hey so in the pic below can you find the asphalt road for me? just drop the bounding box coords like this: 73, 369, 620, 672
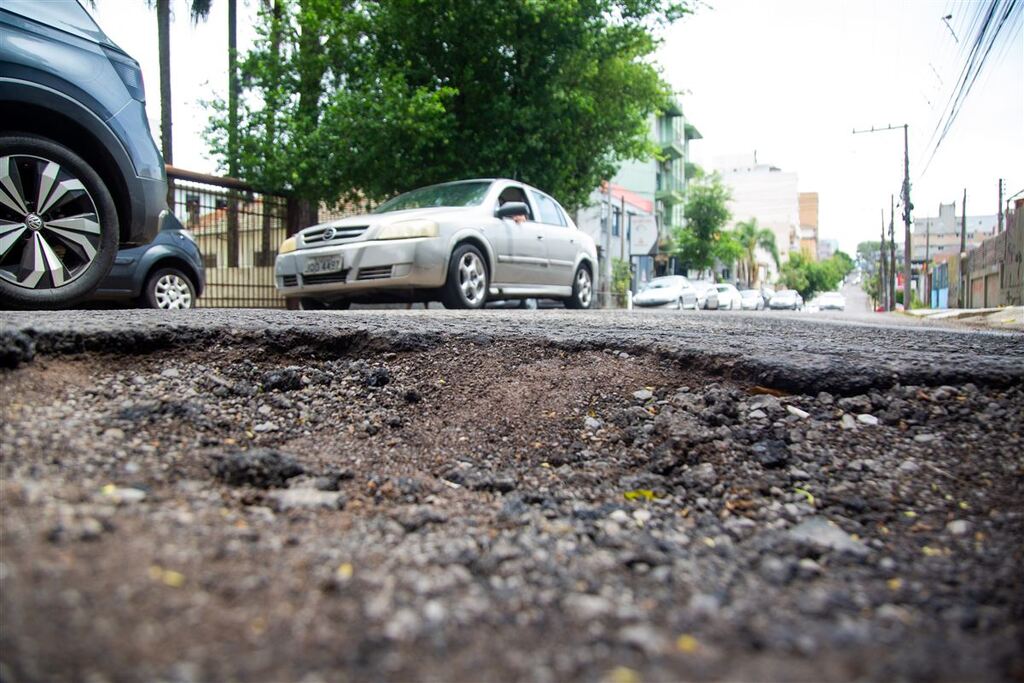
2, 305, 1022, 394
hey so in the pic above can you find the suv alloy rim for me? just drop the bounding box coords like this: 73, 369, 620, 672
0, 155, 101, 290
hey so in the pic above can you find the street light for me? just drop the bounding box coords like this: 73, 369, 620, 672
942, 14, 959, 43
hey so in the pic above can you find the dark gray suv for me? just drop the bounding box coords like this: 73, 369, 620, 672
0, 0, 170, 309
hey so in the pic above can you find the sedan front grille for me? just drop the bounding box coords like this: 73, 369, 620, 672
302, 269, 350, 285
303, 225, 369, 244
357, 266, 393, 280
281, 274, 298, 287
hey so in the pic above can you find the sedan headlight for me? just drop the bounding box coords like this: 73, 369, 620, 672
376, 220, 439, 240
279, 236, 297, 254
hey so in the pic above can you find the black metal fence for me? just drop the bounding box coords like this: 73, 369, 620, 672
167, 167, 371, 308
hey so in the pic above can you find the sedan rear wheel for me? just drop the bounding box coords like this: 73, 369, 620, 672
0, 135, 118, 309
565, 265, 593, 309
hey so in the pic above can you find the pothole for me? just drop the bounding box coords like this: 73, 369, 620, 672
2, 342, 1022, 682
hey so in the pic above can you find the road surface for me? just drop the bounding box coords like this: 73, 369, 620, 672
1, 309, 1021, 682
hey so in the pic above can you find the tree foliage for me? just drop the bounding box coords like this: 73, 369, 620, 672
779, 251, 854, 300
205, 0, 688, 208
670, 173, 731, 274
856, 240, 882, 265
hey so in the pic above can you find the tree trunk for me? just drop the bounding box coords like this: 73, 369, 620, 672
157, 0, 172, 207
258, 0, 283, 265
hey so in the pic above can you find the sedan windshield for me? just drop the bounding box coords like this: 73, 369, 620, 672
373, 181, 492, 214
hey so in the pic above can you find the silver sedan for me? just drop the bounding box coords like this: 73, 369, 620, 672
275, 179, 597, 309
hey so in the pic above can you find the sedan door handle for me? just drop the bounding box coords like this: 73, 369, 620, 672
536, 235, 544, 240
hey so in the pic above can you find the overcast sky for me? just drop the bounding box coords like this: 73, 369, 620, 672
89, 0, 1023, 256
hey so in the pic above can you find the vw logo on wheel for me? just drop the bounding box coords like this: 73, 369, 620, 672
322, 227, 337, 241
26, 213, 44, 231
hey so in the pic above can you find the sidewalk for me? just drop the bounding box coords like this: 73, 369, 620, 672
900, 306, 1024, 332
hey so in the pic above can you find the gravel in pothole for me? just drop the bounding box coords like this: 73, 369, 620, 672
1, 342, 1022, 682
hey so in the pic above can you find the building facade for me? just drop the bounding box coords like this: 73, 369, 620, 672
798, 192, 819, 261
912, 202, 997, 263
716, 154, 800, 283
577, 97, 701, 296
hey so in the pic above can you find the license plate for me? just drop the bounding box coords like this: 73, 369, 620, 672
303, 254, 343, 275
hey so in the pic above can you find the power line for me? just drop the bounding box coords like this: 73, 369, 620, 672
920, 0, 1023, 175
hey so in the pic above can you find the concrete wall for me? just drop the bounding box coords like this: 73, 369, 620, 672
961, 202, 1023, 308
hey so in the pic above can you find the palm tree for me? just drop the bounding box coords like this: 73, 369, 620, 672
151, 0, 213, 168
734, 218, 780, 287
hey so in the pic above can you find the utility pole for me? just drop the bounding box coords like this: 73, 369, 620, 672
879, 209, 887, 311
620, 196, 627, 261
960, 188, 967, 308
901, 125, 912, 310
889, 194, 896, 310
603, 182, 612, 308
998, 178, 1004, 233
852, 123, 913, 308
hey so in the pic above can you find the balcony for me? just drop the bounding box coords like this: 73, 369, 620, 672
660, 138, 685, 159
656, 188, 685, 205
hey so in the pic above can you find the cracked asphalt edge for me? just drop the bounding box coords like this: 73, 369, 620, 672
1, 310, 1022, 395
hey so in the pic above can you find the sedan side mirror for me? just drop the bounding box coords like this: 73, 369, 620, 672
496, 202, 530, 220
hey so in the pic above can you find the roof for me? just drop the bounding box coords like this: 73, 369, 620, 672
608, 184, 655, 214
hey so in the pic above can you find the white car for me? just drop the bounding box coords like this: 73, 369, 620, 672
818, 291, 847, 311
739, 289, 765, 310
769, 289, 803, 310
714, 283, 743, 310
633, 276, 699, 310
275, 179, 598, 309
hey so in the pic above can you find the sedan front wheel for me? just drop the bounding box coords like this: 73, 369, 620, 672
443, 244, 488, 309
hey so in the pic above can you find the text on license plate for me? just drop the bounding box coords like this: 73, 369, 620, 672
303, 255, 343, 275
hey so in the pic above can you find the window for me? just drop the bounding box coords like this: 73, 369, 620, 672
496, 186, 534, 220
529, 190, 565, 226
612, 208, 621, 237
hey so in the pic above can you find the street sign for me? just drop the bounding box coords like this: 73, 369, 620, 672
630, 214, 657, 255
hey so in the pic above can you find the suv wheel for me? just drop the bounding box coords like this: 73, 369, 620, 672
144, 267, 196, 309
0, 135, 118, 309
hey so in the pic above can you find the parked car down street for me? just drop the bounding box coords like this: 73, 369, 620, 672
817, 291, 847, 311
1, 0, 170, 309
769, 288, 803, 310
632, 275, 698, 310
690, 280, 720, 310
714, 283, 743, 310
739, 288, 766, 310
275, 179, 597, 310
88, 219, 204, 309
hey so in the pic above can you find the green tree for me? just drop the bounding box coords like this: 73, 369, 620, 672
611, 258, 632, 303
671, 173, 731, 276
207, 0, 689, 210
713, 230, 744, 280
856, 240, 881, 265
733, 218, 779, 287
779, 252, 852, 300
